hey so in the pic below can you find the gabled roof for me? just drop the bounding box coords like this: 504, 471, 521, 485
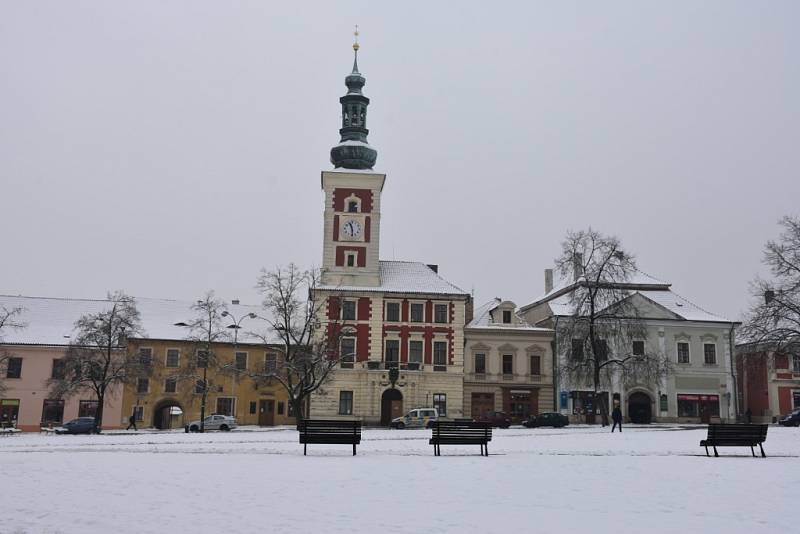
0, 294, 272, 346
317, 261, 469, 297
467, 298, 552, 332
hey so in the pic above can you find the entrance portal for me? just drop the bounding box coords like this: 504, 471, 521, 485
259, 399, 275, 426
381, 388, 403, 426
153, 400, 184, 430
628, 392, 652, 424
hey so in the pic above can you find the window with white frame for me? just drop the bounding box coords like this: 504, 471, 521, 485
703, 343, 717, 365
474, 353, 486, 374
433, 393, 447, 417
410, 303, 424, 323
409, 340, 423, 368
346, 252, 357, 268
386, 302, 400, 322
265, 353, 277, 373
339, 391, 354, 415
530, 354, 541, 376
216, 397, 235, 417
136, 378, 149, 394
502, 354, 514, 375
677, 342, 690, 364
133, 405, 144, 422
502, 310, 512, 324
793, 354, 800, 374
164, 378, 177, 393
342, 300, 356, 321
434, 304, 448, 323
165, 349, 180, 368
340, 338, 356, 368
235, 352, 248, 371
138, 347, 153, 366
385, 340, 400, 368
433, 341, 447, 371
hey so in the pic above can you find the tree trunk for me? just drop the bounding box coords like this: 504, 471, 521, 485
291, 397, 305, 427
94, 392, 104, 433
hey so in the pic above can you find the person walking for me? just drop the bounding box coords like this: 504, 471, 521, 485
611, 405, 623, 433
127, 413, 137, 431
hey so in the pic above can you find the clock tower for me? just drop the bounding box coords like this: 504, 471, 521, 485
321, 36, 384, 287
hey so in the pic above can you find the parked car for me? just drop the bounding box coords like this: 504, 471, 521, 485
778, 409, 800, 427
523, 412, 569, 428
54, 417, 97, 434
475, 411, 511, 428
185, 414, 237, 432
391, 408, 438, 429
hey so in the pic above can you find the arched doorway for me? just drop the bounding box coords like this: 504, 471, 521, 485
153, 400, 184, 430
628, 392, 652, 424
381, 389, 403, 426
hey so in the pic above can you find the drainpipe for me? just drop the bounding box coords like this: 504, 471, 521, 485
552, 316, 560, 412
728, 323, 739, 422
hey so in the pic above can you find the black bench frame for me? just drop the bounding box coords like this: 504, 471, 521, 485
298, 419, 361, 456
700, 423, 768, 458
429, 421, 492, 456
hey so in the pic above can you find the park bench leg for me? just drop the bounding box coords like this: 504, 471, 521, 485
485, 443, 489, 456
750, 446, 756, 457
759, 443, 766, 458
353, 443, 356, 456
713, 446, 719, 458
304, 443, 307, 456
704, 445, 709, 457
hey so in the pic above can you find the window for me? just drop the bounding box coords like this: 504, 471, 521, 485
410, 303, 424, 323
347, 200, 359, 213
385, 340, 400, 368
6, 357, 21, 379
164, 378, 177, 393
136, 378, 149, 394
632, 341, 645, 356
571, 339, 584, 361
530, 355, 541, 376
277, 402, 285, 415
660, 394, 668, 412
433, 341, 447, 371
342, 300, 356, 321
339, 391, 354, 415
386, 302, 400, 322
340, 338, 356, 368
195, 379, 206, 394
51, 359, 65, 379
433, 393, 447, 417
434, 304, 448, 323
249, 401, 257, 415
197, 350, 209, 368
475, 353, 486, 374
235, 352, 248, 371
704, 343, 717, 365
502, 310, 512, 324
792, 355, 800, 374
41, 399, 64, 424
502, 354, 514, 375
265, 353, 277, 373
138, 347, 153, 366
166, 349, 179, 368
78, 400, 98, 418
216, 398, 235, 416
346, 253, 356, 267
595, 340, 608, 361
677, 342, 690, 364
409, 341, 423, 368
133, 405, 144, 422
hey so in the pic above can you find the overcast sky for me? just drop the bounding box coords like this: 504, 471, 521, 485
1, 1, 798, 321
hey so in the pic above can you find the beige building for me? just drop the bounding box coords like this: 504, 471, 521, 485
464, 299, 555, 424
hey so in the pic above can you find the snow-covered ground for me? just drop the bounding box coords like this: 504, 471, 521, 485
1, 424, 797, 534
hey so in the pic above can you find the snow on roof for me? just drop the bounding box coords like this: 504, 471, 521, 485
467, 298, 552, 332
0, 294, 274, 346
317, 261, 469, 296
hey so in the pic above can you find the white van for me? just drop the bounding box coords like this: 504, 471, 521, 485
391, 408, 439, 429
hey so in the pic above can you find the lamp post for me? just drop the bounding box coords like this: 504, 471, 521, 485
221, 310, 257, 420
174, 321, 209, 433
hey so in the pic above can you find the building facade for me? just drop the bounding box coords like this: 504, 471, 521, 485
464, 299, 555, 424
520, 271, 738, 424
736, 342, 800, 423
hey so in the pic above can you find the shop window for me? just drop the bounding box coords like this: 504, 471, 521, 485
51, 359, 65, 379
338, 391, 353, 415
6, 357, 22, 379
235, 352, 248, 371
78, 400, 99, 418
434, 304, 448, 323
475, 353, 486, 374
703, 344, 717, 365
410, 303, 424, 323
385, 340, 400, 369
249, 401, 257, 415
138, 347, 153, 366
502, 354, 514, 376
164, 378, 177, 393
632, 340, 645, 356
340, 338, 356, 368
530, 355, 541, 376
0, 399, 20, 427
409, 341, 423, 369
677, 342, 690, 364
433, 393, 447, 417
41, 399, 65, 425
136, 378, 149, 394
342, 300, 356, 321
386, 302, 400, 322
433, 342, 447, 371
166, 349, 180, 368
216, 398, 235, 416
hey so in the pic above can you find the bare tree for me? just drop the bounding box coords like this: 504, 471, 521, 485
555, 229, 672, 425
171, 291, 231, 432
246, 264, 341, 425
742, 216, 800, 355
0, 305, 26, 396
48, 292, 144, 432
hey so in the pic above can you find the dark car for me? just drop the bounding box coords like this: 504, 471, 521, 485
778, 409, 800, 427
523, 412, 569, 428
55, 417, 97, 434
475, 411, 511, 428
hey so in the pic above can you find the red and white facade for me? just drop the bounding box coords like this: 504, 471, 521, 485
736, 344, 800, 422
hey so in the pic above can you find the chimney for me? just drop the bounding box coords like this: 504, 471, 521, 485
427, 264, 439, 274
572, 253, 584, 281
464, 295, 474, 324
544, 269, 554, 294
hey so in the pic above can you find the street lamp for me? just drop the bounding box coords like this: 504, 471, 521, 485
174, 321, 209, 433
221, 311, 257, 420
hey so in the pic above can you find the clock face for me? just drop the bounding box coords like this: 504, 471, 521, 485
342, 219, 362, 239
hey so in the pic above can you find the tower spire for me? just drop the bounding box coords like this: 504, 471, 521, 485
352, 25, 360, 74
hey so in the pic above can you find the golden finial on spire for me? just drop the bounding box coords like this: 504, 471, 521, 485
353, 24, 360, 52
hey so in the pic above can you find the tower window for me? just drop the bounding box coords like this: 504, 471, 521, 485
346, 253, 356, 267
348, 201, 359, 213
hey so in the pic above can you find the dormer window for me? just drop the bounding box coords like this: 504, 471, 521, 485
502, 310, 512, 324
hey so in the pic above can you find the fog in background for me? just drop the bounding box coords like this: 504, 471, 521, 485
2, 1, 798, 321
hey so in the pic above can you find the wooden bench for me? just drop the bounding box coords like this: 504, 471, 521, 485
298, 419, 361, 456
430, 421, 492, 456
700, 423, 768, 457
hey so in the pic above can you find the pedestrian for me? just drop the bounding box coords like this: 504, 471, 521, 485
745, 407, 752, 424
611, 405, 622, 433
127, 413, 137, 431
